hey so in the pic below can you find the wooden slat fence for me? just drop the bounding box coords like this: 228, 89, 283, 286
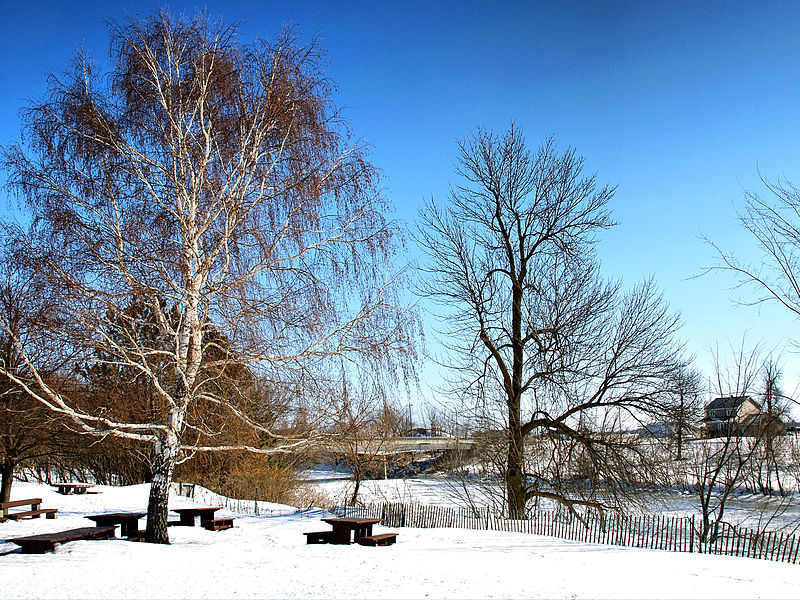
169, 482, 301, 517
331, 502, 800, 565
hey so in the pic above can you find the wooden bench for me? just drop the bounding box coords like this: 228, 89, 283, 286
304, 530, 334, 544
0, 498, 58, 522
7, 526, 115, 554
126, 529, 147, 542
357, 533, 398, 546
202, 517, 234, 531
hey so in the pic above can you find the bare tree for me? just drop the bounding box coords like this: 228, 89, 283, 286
661, 366, 705, 460
0, 12, 415, 543
691, 344, 775, 544
746, 359, 793, 495
0, 234, 69, 502
417, 125, 683, 519
691, 433, 753, 545
329, 373, 402, 505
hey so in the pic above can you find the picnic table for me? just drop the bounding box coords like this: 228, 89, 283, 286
172, 506, 223, 527
321, 517, 382, 545
53, 482, 95, 495
85, 512, 147, 538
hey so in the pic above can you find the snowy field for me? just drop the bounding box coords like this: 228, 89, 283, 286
1, 481, 799, 599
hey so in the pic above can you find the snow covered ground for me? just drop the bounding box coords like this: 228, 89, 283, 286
2, 481, 799, 599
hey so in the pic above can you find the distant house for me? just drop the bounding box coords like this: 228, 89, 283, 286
738, 413, 786, 438
701, 396, 762, 438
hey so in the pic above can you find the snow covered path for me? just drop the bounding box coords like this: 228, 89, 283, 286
1, 482, 798, 599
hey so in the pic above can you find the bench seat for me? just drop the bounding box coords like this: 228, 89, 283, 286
6, 508, 58, 520
304, 530, 333, 544
7, 526, 116, 554
0, 498, 42, 510
357, 533, 398, 546
202, 518, 234, 531
0, 498, 58, 522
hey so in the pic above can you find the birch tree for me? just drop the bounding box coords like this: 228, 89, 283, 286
1, 11, 415, 543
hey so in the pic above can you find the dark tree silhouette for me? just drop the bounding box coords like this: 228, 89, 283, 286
417, 125, 682, 519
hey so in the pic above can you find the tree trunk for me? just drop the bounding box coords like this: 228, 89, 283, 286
349, 471, 362, 506
506, 273, 527, 520
506, 403, 526, 519
0, 459, 15, 504
145, 424, 180, 544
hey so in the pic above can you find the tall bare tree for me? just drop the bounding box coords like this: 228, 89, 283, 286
1, 12, 415, 543
417, 125, 682, 518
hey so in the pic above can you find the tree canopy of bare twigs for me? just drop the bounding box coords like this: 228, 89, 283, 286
659, 366, 705, 460
416, 124, 683, 519
0, 233, 72, 503
705, 174, 800, 332
326, 369, 407, 505
0, 11, 416, 543
692, 344, 790, 543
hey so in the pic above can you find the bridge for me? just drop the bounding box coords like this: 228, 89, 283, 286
325, 436, 476, 456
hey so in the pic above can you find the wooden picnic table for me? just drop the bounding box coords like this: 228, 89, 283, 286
85, 512, 147, 538
172, 506, 223, 526
321, 517, 381, 545
54, 482, 95, 495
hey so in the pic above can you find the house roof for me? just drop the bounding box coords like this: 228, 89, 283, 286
706, 395, 761, 411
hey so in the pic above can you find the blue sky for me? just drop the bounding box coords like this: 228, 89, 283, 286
2, 1, 800, 405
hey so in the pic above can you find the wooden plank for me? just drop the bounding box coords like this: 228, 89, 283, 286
789, 535, 800, 564
782, 533, 793, 563
6, 508, 58, 520
8, 526, 115, 554
0, 498, 42, 510
733, 525, 743, 558
669, 517, 675, 552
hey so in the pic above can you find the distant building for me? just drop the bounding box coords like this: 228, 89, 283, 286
738, 413, 786, 438
632, 421, 677, 439
701, 395, 762, 437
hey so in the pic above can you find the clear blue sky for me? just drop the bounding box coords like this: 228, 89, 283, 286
3, 1, 800, 405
